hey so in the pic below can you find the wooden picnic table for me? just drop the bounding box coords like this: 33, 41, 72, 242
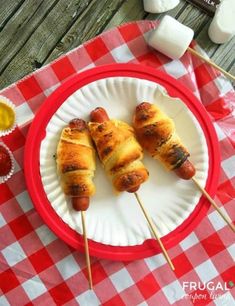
0, 0, 234, 90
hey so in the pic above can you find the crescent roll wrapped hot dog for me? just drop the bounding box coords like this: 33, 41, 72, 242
88, 107, 149, 193
56, 118, 96, 211
133, 102, 196, 180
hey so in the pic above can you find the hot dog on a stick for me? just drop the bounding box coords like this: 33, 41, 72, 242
56, 118, 95, 288
88, 107, 175, 270
133, 102, 235, 232
88, 107, 149, 193
56, 118, 95, 210
133, 102, 195, 180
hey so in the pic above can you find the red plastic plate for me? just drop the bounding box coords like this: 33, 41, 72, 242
24, 63, 220, 261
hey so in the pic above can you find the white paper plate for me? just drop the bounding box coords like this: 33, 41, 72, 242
40, 77, 208, 246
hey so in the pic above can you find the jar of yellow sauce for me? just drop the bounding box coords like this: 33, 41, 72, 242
0, 96, 16, 136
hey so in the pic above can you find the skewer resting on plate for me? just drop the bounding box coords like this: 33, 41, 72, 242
81, 210, 93, 289
133, 102, 235, 233
192, 177, 235, 232
88, 107, 175, 271
134, 192, 175, 270
56, 118, 95, 289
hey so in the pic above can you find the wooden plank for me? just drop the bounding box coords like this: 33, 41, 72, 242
212, 39, 235, 75
146, 0, 187, 21
0, 0, 25, 30
0, 0, 93, 88
105, 0, 146, 29
195, 21, 235, 75
174, 3, 209, 34
0, 0, 234, 89
105, 0, 187, 30
0, 0, 59, 73
44, 0, 126, 64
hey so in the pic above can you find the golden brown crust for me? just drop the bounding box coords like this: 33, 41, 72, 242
110, 149, 142, 173
60, 171, 95, 197
133, 102, 189, 170
56, 123, 96, 197
88, 119, 148, 192
113, 168, 148, 192
88, 120, 133, 163
57, 140, 94, 173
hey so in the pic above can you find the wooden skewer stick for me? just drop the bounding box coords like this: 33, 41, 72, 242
187, 47, 235, 82
134, 192, 175, 271
81, 211, 93, 289
192, 177, 235, 233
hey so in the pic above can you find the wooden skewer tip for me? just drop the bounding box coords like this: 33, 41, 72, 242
134, 193, 175, 271
192, 177, 235, 233
81, 211, 93, 289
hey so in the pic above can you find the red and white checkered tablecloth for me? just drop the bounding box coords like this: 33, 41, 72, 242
0, 20, 235, 306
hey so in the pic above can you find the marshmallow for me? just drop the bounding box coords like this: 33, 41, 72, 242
143, 0, 180, 13
148, 15, 194, 60
208, 0, 235, 44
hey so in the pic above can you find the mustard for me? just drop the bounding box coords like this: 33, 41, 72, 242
0, 102, 15, 130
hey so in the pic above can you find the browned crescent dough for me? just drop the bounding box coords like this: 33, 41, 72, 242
133, 102, 190, 170
88, 119, 149, 192
56, 124, 96, 197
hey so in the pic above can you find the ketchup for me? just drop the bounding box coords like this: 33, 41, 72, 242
0, 145, 12, 176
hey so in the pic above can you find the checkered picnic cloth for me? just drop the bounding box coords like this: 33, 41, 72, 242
0, 20, 234, 306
